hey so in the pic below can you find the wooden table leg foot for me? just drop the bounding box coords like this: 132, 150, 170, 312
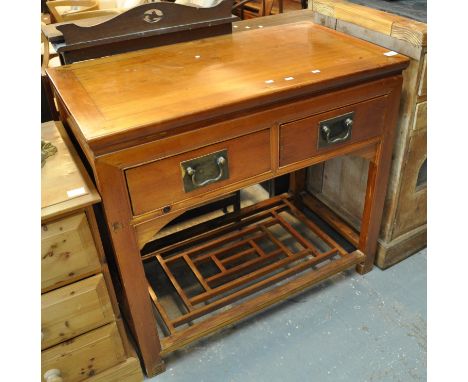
145, 359, 166, 377
355, 261, 373, 275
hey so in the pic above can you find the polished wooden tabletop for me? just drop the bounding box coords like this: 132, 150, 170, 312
46, 21, 408, 152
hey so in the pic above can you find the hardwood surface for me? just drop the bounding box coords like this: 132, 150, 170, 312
126, 129, 271, 216
280, 94, 387, 166
46, 21, 407, 152
47, 20, 408, 375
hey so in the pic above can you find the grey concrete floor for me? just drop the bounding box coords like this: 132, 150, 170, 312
147, 248, 426, 382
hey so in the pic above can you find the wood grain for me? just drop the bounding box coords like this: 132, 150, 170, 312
86, 357, 143, 382
47, 21, 408, 152
41, 121, 100, 221
41, 322, 126, 382
280, 94, 388, 166
41, 274, 114, 349
126, 129, 271, 216
311, 0, 426, 47
41, 212, 101, 292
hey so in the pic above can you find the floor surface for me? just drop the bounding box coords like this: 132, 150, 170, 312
147, 248, 427, 382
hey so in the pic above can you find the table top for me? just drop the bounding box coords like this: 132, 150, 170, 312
41, 121, 100, 221
46, 21, 408, 153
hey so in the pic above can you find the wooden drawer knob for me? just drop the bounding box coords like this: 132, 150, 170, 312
44, 369, 63, 382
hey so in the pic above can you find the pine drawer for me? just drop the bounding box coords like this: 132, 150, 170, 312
41, 274, 114, 350
41, 213, 101, 292
41, 322, 126, 382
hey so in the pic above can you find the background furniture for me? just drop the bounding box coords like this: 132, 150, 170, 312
46, 0, 143, 22
306, 0, 427, 268
41, 121, 143, 382
46, 20, 408, 375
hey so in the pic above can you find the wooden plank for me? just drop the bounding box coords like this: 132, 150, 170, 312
183, 254, 212, 291
160, 250, 365, 354
417, 53, 427, 99
412, 101, 427, 133
156, 254, 194, 311
283, 198, 348, 255
148, 284, 175, 335
204, 248, 284, 288
311, 0, 426, 47
301, 193, 360, 247
335, 19, 423, 61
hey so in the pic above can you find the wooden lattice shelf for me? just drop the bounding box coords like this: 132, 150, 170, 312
143, 194, 364, 354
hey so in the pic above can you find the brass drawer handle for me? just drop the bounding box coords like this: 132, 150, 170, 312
186, 156, 226, 188
181, 149, 230, 193
318, 112, 354, 148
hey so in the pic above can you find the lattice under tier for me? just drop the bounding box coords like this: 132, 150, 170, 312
142, 194, 364, 353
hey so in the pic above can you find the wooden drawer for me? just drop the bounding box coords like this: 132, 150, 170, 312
41, 274, 114, 349
279, 95, 388, 167
42, 213, 101, 291
42, 322, 126, 382
87, 357, 143, 382
126, 129, 271, 216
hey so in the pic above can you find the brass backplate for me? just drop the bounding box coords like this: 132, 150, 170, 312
181, 149, 229, 192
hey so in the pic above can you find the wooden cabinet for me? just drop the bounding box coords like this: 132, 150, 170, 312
46, 21, 408, 376
307, 1, 427, 268
41, 121, 143, 382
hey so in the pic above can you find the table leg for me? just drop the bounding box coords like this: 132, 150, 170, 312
356, 80, 403, 274
95, 161, 164, 377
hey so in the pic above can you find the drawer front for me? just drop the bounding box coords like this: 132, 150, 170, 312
279, 95, 388, 167
42, 213, 101, 291
41, 274, 114, 349
42, 322, 126, 382
126, 129, 271, 216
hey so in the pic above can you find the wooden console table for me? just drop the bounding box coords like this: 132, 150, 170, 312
46, 21, 409, 376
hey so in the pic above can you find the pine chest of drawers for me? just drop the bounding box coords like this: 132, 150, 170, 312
41, 121, 143, 382
46, 21, 409, 376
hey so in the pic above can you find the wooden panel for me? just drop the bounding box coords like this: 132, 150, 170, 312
87, 357, 143, 382
418, 54, 427, 99
412, 101, 427, 133
41, 213, 101, 291
41, 121, 100, 221
311, 0, 427, 47
279, 95, 387, 167
41, 322, 126, 382
126, 130, 271, 216
41, 274, 114, 349
46, 22, 408, 153
392, 129, 426, 237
